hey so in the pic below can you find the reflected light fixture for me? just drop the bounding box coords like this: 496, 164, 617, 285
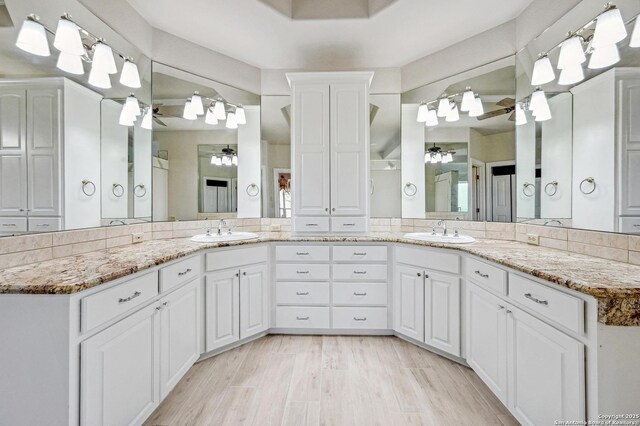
92, 41, 117, 75
425, 109, 438, 127
140, 107, 152, 130
630, 16, 640, 48
88, 66, 111, 89
213, 100, 226, 120
424, 143, 455, 164
592, 6, 627, 47
235, 105, 247, 124
460, 88, 475, 112
183, 99, 197, 120
191, 92, 204, 115
588, 42, 620, 69
445, 102, 459, 122
16, 16, 50, 57
437, 98, 450, 117
120, 59, 141, 88
417, 103, 428, 122
557, 35, 586, 69
468, 96, 484, 118
558, 63, 585, 85
56, 51, 84, 75
531, 55, 555, 85
226, 111, 238, 129
53, 15, 84, 55
205, 107, 219, 125
515, 103, 527, 126
118, 95, 139, 127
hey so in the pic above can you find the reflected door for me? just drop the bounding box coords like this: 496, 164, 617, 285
492, 174, 513, 222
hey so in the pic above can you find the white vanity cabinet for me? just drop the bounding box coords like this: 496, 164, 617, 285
287, 72, 373, 235
205, 246, 269, 352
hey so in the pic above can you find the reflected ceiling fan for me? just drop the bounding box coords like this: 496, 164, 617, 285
150, 104, 186, 127
476, 97, 516, 121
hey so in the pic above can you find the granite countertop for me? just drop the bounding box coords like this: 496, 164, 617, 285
1, 233, 639, 326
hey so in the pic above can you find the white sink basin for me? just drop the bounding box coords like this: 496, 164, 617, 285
190, 232, 260, 243
403, 232, 476, 244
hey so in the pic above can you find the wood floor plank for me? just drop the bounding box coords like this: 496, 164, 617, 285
248, 353, 296, 425
206, 386, 257, 425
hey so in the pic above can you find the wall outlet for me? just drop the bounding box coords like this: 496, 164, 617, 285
270, 224, 281, 232
132, 233, 144, 243
526, 234, 540, 245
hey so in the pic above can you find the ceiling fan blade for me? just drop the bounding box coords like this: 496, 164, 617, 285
508, 111, 516, 122
152, 116, 167, 127
496, 97, 516, 107
476, 108, 510, 120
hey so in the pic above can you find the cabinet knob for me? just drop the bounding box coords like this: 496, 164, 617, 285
243, 272, 247, 276
325, 208, 329, 212
416, 272, 422, 277
332, 208, 336, 212
235, 272, 239, 277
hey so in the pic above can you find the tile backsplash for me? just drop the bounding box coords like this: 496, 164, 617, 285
0, 218, 639, 269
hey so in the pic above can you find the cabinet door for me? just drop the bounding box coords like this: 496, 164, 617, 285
466, 283, 508, 402
160, 279, 201, 399
292, 83, 330, 216
393, 264, 424, 341
81, 303, 160, 426
26, 88, 61, 217
330, 82, 368, 216
240, 263, 269, 339
205, 269, 240, 352
618, 77, 640, 216
507, 305, 585, 426
0, 89, 27, 216
424, 271, 460, 356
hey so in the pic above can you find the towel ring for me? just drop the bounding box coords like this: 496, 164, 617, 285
112, 183, 125, 198
134, 184, 147, 198
579, 177, 596, 195
403, 182, 417, 197
522, 182, 535, 197
81, 180, 96, 197
246, 183, 260, 197
544, 181, 558, 196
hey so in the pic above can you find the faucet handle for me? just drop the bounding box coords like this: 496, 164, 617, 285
431, 228, 437, 235
454, 229, 459, 237
205, 227, 211, 236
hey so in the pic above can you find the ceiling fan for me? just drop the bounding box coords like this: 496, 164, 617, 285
476, 97, 516, 121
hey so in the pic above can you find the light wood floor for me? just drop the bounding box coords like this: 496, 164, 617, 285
145, 335, 518, 426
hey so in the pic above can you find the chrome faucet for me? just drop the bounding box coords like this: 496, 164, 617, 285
217, 219, 227, 236
438, 220, 448, 236
543, 219, 563, 226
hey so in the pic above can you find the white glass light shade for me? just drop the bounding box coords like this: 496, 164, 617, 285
212, 156, 222, 166
445, 152, 453, 162
515, 104, 527, 126
124, 95, 141, 117
558, 63, 585, 85
232, 155, 238, 166
529, 89, 547, 113
434, 152, 442, 162
191, 93, 204, 115
213, 100, 226, 120
226, 111, 238, 129
222, 156, 232, 166
630, 17, 640, 48
469, 97, 484, 117
92, 42, 117, 74
460, 90, 475, 112
424, 153, 430, 164
88, 66, 111, 89
205, 108, 218, 125
56, 51, 84, 75
141, 108, 152, 130
531, 56, 555, 85
417, 103, 428, 122
437, 98, 449, 117
183, 100, 197, 120
430, 154, 437, 164
119, 101, 136, 126
424, 109, 438, 127
588, 43, 620, 69
120, 60, 141, 88
557, 36, 586, 69
16, 19, 50, 57
235, 106, 246, 124
592, 7, 627, 48
445, 103, 459, 122
534, 102, 552, 121
54, 18, 84, 56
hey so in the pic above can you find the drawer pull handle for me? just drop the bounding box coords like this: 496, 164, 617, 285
118, 291, 141, 303
177, 268, 192, 276
296, 316, 309, 321
296, 270, 310, 274
306, 223, 318, 227
343, 223, 356, 227
634, 224, 640, 228
296, 292, 309, 296
36, 224, 50, 227
1, 223, 16, 227
524, 293, 548, 305
353, 252, 367, 256
353, 292, 367, 296
474, 270, 489, 279
296, 252, 309, 256
354, 317, 367, 321
353, 270, 367, 275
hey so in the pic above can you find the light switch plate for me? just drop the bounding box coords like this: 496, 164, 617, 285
526, 234, 539, 245
132, 233, 144, 243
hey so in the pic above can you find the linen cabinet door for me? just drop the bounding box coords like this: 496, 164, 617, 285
329, 82, 368, 216
466, 283, 508, 403
205, 269, 240, 352
393, 264, 424, 341
0, 89, 27, 217
424, 271, 460, 356
159, 279, 201, 399
81, 303, 160, 426
507, 305, 585, 426
240, 263, 269, 339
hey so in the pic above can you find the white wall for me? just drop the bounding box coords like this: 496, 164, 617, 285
100, 100, 129, 219
470, 130, 516, 164
516, 118, 536, 219
401, 104, 426, 218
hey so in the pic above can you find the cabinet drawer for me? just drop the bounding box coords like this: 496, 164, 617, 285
276, 245, 330, 262
333, 245, 387, 262
508, 274, 584, 334
206, 245, 268, 271
466, 258, 507, 295
619, 217, 640, 234
0, 217, 27, 233
332, 264, 387, 281
276, 264, 330, 280
294, 217, 330, 233
81, 272, 159, 332
331, 217, 367, 233
396, 246, 460, 274
276, 306, 330, 328
159, 255, 201, 293
333, 283, 387, 306
28, 217, 61, 232
276, 282, 330, 305
333, 307, 388, 329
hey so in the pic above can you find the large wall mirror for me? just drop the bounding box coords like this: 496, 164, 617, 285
401, 57, 516, 221
515, 0, 640, 234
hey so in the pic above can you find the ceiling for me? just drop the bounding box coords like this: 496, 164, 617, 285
125, 0, 533, 69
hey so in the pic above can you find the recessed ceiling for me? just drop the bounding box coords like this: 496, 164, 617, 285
125, 0, 533, 69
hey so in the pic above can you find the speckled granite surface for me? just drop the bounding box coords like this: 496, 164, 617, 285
1, 233, 639, 325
